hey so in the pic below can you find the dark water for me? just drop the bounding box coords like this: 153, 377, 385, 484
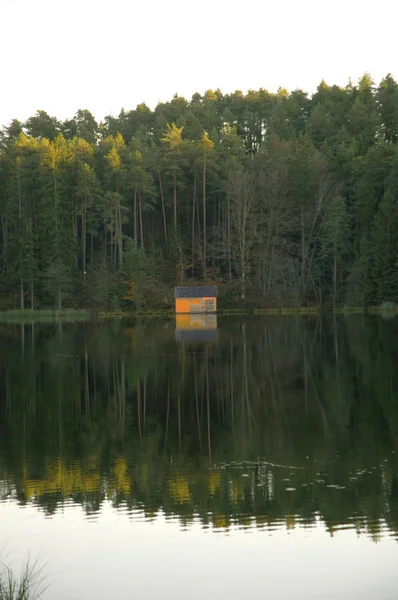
1, 315, 398, 599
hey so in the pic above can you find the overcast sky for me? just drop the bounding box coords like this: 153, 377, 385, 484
0, 0, 397, 127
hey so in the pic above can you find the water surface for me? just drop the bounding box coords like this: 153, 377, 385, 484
0, 316, 398, 598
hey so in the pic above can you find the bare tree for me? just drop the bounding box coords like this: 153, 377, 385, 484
255, 161, 295, 299
227, 171, 259, 299
299, 153, 340, 303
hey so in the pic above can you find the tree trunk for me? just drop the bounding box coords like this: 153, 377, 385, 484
227, 180, 232, 283
72, 213, 78, 269
139, 190, 144, 250
20, 278, 24, 310
217, 195, 221, 272
18, 165, 24, 309
30, 279, 34, 310
333, 254, 337, 308
191, 170, 197, 277
54, 170, 59, 254
134, 185, 138, 249
203, 154, 206, 278
82, 194, 87, 274
110, 213, 114, 267
173, 167, 177, 231
267, 245, 274, 295
118, 198, 123, 268
241, 257, 246, 300
212, 195, 216, 271
1, 214, 7, 257
300, 205, 305, 302
158, 171, 167, 246
17, 164, 22, 219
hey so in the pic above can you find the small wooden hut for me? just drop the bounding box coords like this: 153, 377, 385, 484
174, 286, 217, 313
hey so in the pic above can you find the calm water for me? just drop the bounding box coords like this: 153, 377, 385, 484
1, 315, 398, 599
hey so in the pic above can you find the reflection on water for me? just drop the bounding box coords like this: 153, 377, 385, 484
175, 313, 219, 342
0, 316, 398, 543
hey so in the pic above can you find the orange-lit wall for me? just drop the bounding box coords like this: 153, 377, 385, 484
175, 299, 191, 313
175, 297, 217, 313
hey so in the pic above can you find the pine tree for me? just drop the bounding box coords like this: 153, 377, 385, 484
371, 189, 398, 303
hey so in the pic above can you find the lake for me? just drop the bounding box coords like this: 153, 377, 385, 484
0, 315, 398, 599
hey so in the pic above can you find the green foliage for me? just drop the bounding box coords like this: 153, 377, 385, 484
371, 189, 398, 303
83, 255, 121, 309
123, 240, 159, 309
41, 259, 74, 309
1, 74, 398, 308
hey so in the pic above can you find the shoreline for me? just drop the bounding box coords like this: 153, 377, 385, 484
0, 305, 396, 323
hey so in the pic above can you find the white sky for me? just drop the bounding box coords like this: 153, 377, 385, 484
1, 0, 397, 127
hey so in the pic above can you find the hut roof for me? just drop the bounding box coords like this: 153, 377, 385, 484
174, 286, 217, 298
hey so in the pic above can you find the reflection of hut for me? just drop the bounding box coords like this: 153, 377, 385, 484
174, 286, 217, 314
175, 314, 219, 343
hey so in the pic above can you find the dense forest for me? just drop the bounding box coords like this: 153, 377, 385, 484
1, 72, 398, 310
1, 316, 397, 536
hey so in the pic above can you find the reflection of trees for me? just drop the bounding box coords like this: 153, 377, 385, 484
0, 316, 397, 540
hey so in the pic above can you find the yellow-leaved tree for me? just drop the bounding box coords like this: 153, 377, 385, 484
13, 134, 43, 308
200, 131, 214, 277
40, 134, 74, 308
162, 123, 184, 231
40, 134, 73, 244
104, 134, 125, 269
70, 137, 96, 274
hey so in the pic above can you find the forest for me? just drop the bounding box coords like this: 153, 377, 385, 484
1, 72, 398, 310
